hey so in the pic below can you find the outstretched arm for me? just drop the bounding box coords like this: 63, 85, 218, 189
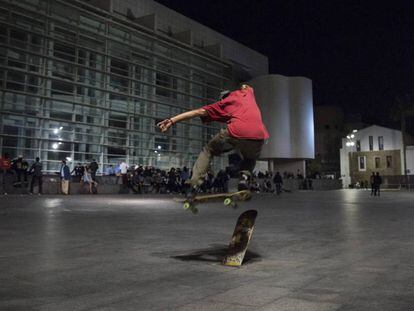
157, 108, 207, 133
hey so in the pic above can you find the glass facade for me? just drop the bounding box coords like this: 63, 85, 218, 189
0, 0, 233, 173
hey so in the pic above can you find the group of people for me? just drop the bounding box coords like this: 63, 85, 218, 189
115, 165, 230, 195
62, 159, 99, 194
0, 154, 100, 195
355, 172, 383, 196
370, 172, 383, 196
117, 165, 301, 195
0, 154, 43, 195
0, 152, 387, 197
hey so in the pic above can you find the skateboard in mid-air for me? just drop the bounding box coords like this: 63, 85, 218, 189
176, 190, 252, 214
223, 209, 258, 267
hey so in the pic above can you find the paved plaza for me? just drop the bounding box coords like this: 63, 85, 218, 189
1, 190, 414, 310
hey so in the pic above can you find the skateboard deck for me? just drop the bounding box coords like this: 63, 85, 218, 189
223, 209, 257, 267
177, 190, 252, 214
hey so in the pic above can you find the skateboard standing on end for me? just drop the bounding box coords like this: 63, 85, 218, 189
223, 209, 258, 267
177, 190, 252, 214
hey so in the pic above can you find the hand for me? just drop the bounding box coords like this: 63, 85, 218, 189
157, 118, 174, 133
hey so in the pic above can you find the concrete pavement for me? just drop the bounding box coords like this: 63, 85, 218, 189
1, 190, 414, 310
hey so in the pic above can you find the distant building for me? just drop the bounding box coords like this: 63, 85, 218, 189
249, 74, 314, 176
0, 0, 314, 175
311, 107, 367, 178
340, 125, 414, 188
312, 106, 344, 177
0, 0, 267, 172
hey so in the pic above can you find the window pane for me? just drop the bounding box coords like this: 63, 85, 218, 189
358, 156, 365, 171
378, 136, 384, 150
386, 156, 392, 168
375, 157, 380, 169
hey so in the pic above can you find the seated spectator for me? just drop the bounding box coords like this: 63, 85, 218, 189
238, 170, 251, 191
251, 179, 260, 193
261, 178, 273, 193
106, 165, 115, 176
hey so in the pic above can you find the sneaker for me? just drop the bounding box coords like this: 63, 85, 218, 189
185, 184, 201, 199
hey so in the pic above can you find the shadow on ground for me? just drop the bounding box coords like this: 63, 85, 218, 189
153, 244, 261, 265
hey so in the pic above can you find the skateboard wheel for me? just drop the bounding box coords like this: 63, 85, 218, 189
183, 202, 191, 210
224, 198, 232, 206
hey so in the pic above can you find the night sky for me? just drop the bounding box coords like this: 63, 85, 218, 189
156, 0, 414, 132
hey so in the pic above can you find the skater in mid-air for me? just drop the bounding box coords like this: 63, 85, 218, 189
157, 84, 269, 194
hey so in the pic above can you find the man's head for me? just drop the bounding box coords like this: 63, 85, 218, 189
62, 160, 66, 164
35, 157, 40, 162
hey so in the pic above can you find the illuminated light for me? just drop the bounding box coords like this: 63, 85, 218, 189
53, 129, 59, 134
346, 142, 351, 147
154, 150, 158, 153
350, 134, 355, 138
59, 127, 63, 130
350, 142, 355, 146
157, 145, 162, 150
346, 135, 350, 139
58, 142, 63, 145
353, 129, 358, 133
52, 143, 58, 149
66, 157, 72, 162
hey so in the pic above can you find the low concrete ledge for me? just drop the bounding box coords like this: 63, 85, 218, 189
2, 175, 124, 195
3, 175, 343, 195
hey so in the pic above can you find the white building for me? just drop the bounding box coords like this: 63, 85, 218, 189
249, 74, 314, 175
340, 125, 414, 188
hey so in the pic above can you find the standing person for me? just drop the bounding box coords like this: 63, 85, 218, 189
157, 84, 269, 196
120, 161, 128, 185
374, 172, 382, 196
83, 167, 98, 194
273, 171, 283, 195
29, 157, 43, 195
0, 153, 11, 195
60, 160, 70, 195
370, 172, 375, 196
21, 157, 29, 187
89, 159, 99, 182
12, 156, 24, 187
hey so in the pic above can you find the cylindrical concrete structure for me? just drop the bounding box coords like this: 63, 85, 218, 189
249, 74, 314, 159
